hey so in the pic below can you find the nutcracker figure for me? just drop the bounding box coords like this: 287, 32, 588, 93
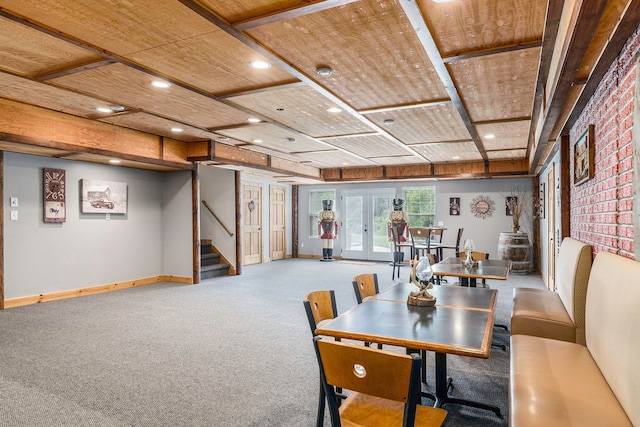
318, 199, 338, 261
388, 197, 409, 263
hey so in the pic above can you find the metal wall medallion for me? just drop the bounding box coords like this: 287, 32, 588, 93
470, 195, 495, 219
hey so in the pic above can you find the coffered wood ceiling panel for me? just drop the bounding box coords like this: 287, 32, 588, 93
0, 0, 636, 181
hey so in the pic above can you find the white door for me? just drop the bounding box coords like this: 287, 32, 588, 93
341, 190, 395, 261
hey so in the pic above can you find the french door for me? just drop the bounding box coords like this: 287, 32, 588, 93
341, 190, 395, 261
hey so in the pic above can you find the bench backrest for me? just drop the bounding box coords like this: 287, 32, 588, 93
556, 237, 593, 344
585, 251, 640, 426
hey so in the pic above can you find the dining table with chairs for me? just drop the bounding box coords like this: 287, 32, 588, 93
315, 282, 503, 417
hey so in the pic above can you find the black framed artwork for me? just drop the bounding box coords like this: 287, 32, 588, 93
449, 197, 460, 216
574, 124, 595, 185
505, 196, 517, 216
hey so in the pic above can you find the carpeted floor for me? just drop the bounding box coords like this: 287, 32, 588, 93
0, 258, 545, 426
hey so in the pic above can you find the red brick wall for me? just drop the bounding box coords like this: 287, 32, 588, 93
570, 23, 640, 258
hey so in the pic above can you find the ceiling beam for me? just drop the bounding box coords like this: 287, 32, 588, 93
529, 0, 608, 173
442, 41, 542, 63
233, 0, 358, 31
398, 0, 489, 169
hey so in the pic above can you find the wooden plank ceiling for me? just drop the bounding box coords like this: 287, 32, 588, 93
0, 0, 637, 183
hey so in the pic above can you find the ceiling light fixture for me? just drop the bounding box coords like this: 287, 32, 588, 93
109, 159, 122, 164
484, 134, 496, 139
316, 66, 333, 76
247, 118, 261, 123
326, 107, 342, 113
252, 139, 263, 143
452, 156, 461, 160
171, 127, 184, 132
151, 80, 171, 88
288, 138, 296, 144
383, 119, 395, 125
250, 60, 271, 69
110, 105, 125, 112
96, 107, 112, 113
218, 136, 230, 141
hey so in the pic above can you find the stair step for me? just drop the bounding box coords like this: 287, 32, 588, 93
201, 243, 212, 255
201, 252, 220, 266
201, 263, 230, 280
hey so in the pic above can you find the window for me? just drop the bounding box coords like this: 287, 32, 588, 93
402, 187, 436, 227
309, 190, 336, 237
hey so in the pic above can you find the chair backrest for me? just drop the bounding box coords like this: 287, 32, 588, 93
352, 273, 379, 304
430, 228, 444, 243
556, 237, 592, 345
303, 290, 338, 336
410, 227, 431, 249
454, 228, 464, 247
313, 337, 422, 427
458, 251, 489, 261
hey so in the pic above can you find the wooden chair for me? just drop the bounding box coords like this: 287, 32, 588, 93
303, 291, 341, 427
439, 228, 463, 259
313, 337, 447, 427
429, 228, 444, 261
390, 226, 412, 279
352, 273, 379, 304
409, 227, 431, 259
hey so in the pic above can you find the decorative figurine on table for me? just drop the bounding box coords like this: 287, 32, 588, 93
462, 238, 476, 269
407, 256, 437, 306
388, 197, 409, 263
318, 199, 338, 262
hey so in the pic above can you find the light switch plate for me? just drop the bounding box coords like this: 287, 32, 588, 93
10, 210, 18, 220
10, 197, 18, 207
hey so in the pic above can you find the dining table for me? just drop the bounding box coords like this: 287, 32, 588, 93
431, 256, 511, 287
316, 284, 502, 417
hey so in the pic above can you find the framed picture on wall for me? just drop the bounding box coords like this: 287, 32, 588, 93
81, 179, 128, 214
574, 124, 595, 185
505, 197, 517, 216
449, 197, 460, 216
43, 168, 66, 223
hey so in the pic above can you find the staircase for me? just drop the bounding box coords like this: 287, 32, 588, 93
200, 240, 230, 279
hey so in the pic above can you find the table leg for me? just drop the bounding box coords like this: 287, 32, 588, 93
432, 352, 502, 417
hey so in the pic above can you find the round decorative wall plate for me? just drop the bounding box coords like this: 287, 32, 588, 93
470, 195, 495, 219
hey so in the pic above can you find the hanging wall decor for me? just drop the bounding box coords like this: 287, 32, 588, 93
449, 197, 460, 216
43, 168, 66, 223
81, 179, 128, 214
573, 124, 595, 185
470, 195, 495, 219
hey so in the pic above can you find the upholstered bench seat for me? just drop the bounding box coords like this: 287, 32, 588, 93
511, 237, 592, 344
510, 335, 632, 427
511, 288, 575, 342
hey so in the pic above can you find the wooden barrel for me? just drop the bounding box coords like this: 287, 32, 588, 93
498, 232, 530, 274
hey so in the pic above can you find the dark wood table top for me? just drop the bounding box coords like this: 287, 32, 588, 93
372, 282, 497, 311
315, 299, 495, 358
431, 257, 511, 280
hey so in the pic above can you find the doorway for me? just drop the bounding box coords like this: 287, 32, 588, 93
269, 185, 286, 261
341, 190, 395, 261
547, 165, 556, 290
242, 183, 262, 265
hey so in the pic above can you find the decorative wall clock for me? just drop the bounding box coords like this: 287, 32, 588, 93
43, 168, 66, 223
470, 195, 495, 219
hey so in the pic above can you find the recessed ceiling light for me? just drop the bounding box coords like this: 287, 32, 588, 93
109, 159, 121, 164
110, 105, 125, 112
218, 136, 230, 141
287, 138, 296, 144
251, 60, 271, 69
327, 107, 342, 113
252, 139, 263, 143
247, 118, 261, 123
151, 80, 171, 88
171, 127, 184, 132
96, 107, 112, 113
452, 156, 461, 160
383, 119, 395, 125
316, 66, 333, 76
484, 134, 496, 139
342, 162, 349, 165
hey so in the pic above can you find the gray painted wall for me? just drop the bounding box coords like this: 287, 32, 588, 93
4, 152, 192, 300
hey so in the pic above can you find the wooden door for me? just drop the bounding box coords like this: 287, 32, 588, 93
269, 186, 286, 261
243, 183, 262, 265
547, 165, 556, 290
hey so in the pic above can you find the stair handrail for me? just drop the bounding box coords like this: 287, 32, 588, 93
201, 200, 234, 237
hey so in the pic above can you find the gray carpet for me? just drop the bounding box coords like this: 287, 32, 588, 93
0, 259, 545, 426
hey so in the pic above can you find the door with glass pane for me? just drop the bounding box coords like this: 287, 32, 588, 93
341, 190, 394, 261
